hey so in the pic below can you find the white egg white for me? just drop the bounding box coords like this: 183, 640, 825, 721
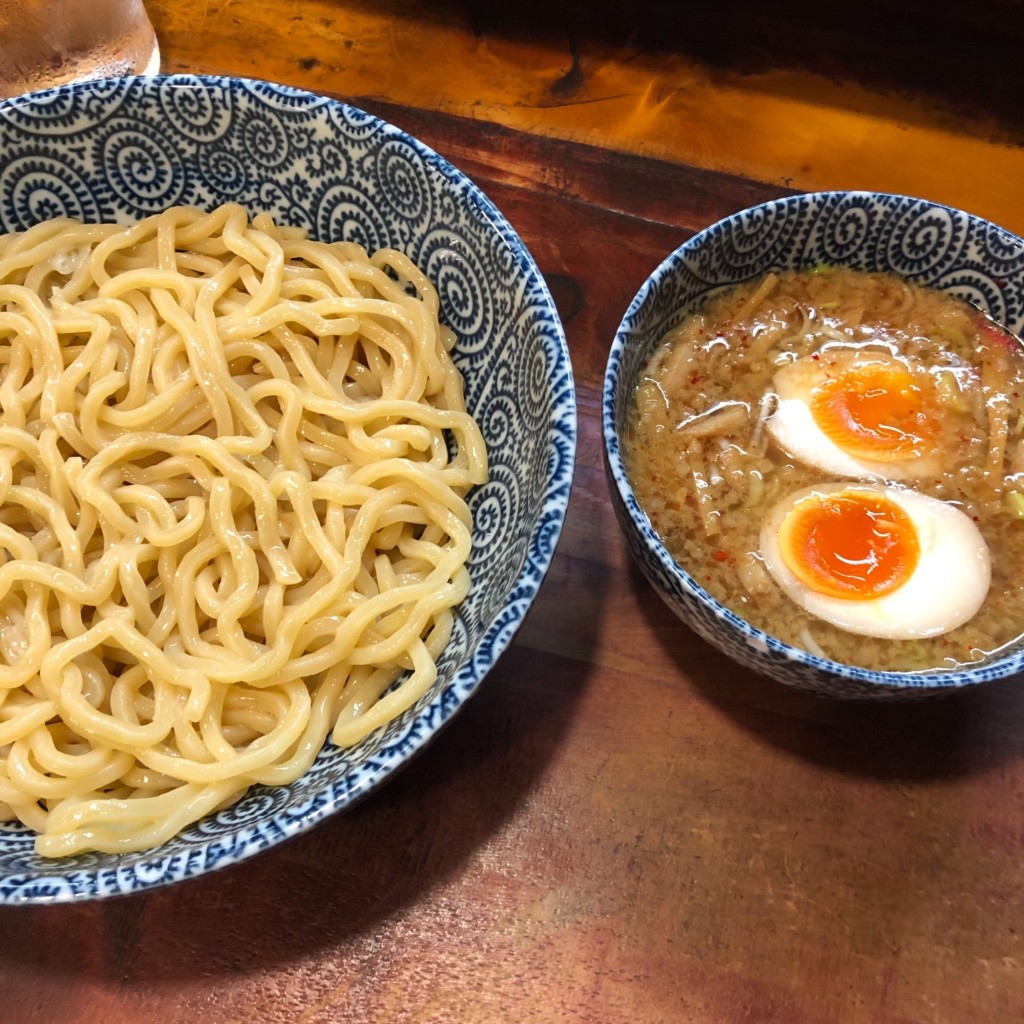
759, 483, 991, 640
766, 354, 942, 481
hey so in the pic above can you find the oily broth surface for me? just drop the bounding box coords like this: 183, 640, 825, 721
625, 267, 1024, 672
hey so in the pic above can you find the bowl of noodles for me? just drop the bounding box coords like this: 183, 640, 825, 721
0, 75, 575, 901
604, 190, 1024, 700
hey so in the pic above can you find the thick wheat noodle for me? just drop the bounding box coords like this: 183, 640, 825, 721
0, 202, 487, 857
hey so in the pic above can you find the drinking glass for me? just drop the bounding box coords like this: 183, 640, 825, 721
0, 0, 160, 99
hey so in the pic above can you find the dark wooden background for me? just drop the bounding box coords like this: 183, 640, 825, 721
2, 1, 1024, 1020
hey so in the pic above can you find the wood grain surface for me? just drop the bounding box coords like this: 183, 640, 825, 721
3, 3, 1024, 1022
147, 0, 1024, 236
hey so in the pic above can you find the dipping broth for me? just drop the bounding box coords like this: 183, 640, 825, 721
625, 267, 1024, 673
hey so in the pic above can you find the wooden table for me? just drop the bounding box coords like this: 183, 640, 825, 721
3, 2, 1024, 1021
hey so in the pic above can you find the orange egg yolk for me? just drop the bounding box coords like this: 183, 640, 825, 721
778, 489, 920, 600
809, 360, 940, 462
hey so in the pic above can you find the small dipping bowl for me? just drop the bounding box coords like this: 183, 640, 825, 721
603, 190, 1024, 699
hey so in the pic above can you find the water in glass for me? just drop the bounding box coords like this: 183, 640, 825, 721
0, 0, 159, 99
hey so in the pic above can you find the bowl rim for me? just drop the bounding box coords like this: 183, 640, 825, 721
0, 73, 577, 901
602, 188, 1024, 691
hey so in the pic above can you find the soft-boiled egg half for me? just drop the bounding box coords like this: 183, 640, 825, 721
759, 482, 990, 640
766, 349, 960, 480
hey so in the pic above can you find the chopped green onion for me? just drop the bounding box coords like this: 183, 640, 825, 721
743, 469, 764, 508
936, 369, 969, 413
933, 324, 967, 346
1003, 490, 1024, 519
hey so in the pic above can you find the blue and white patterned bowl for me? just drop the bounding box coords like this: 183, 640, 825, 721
604, 190, 1024, 701
0, 75, 575, 901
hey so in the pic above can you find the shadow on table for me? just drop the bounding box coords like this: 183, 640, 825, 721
626, 557, 1024, 785
0, 541, 603, 993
